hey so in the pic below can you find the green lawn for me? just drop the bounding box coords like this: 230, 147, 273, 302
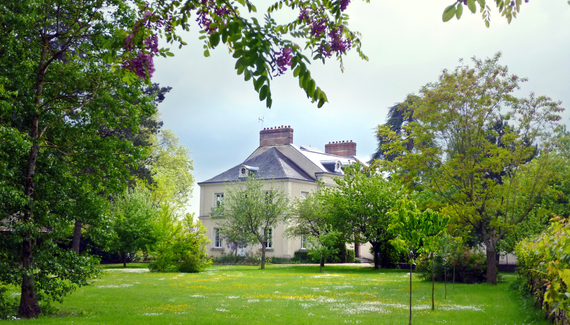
11, 265, 546, 324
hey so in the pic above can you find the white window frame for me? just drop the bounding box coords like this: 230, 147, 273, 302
300, 234, 308, 250
264, 228, 273, 249
215, 193, 224, 208
214, 228, 223, 248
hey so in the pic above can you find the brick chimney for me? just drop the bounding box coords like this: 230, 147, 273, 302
260, 125, 294, 146
325, 140, 356, 157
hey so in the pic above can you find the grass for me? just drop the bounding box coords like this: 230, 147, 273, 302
10, 265, 546, 324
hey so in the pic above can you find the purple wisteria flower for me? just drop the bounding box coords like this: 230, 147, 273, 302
275, 47, 293, 75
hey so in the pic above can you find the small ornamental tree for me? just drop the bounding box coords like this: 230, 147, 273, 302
286, 189, 334, 268
306, 225, 342, 273
214, 176, 289, 270
109, 187, 159, 267
388, 199, 449, 324
325, 163, 403, 269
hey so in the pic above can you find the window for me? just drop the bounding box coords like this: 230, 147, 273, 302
301, 234, 308, 250
215, 193, 224, 208
264, 228, 273, 249
300, 191, 309, 200
214, 228, 222, 248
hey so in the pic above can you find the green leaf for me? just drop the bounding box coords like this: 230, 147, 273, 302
293, 66, 302, 77
210, 33, 220, 47
166, 52, 175, 57
442, 5, 457, 22
254, 76, 267, 91
467, 0, 477, 13
456, 4, 463, 19
477, 0, 486, 9
259, 85, 269, 100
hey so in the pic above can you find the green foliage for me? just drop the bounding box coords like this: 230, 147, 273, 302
149, 207, 211, 273
346, 249, 356, 263
109, 187, 159, 266
293, 250, 311, 263
147, 130, 194, 210
442, 0, 534, 27
416, 249, 487, 284
325, 163, 404, 269
516, 217, 570, 322
0, 0, 157, 317
388, 198, 449, 320
0, 285, 18, 320
379, 53, 564, 285
147, 0, 367, 108
306, 225, 342, 272
388, 200, 449, 261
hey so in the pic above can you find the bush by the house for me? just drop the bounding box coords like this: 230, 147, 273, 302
347, 249, 355, 263
416, 249, 486, 284
516, 217, 570, 324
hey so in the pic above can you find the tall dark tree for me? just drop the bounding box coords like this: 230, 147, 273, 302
370, 96, 418, 163
0, 1, 155, 318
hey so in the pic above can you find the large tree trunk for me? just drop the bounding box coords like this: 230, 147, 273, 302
20, 118, 41, 318
19, 237, 41, 318
260, 244, 266, 269
72, 221, 82, 254
122, 252, 127, 268
485, 233, 498, 285
320, 255, 325, 269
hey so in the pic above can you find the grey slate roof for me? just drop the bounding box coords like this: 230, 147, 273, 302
199, 147, 315, 184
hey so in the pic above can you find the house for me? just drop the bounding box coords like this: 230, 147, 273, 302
198, 126, 373, 260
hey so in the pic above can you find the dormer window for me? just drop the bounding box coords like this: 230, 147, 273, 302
238, 165, 259, 178
334, 160, 342, 173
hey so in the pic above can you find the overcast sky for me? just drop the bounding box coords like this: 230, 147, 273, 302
151, 1, 570, 217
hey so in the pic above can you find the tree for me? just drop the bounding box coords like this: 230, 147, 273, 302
370, 97, 418, 163
109, 187, 159, 268
214, 176, 289, 270
388, 199, 449, 325
306, 225, 342, 273
286, 190, 333, 267
0, 1, 157, 318
147, 130, 194, 211
378, 53, 564, 285
325, 163, 403, 269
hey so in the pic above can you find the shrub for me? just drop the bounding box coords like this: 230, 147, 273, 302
178, 254, 205, 273
149, 209, 212, 273
293, 250, 310, 263
516, 217, 570, 324
416, 248, 486, 284
0, 285, 18, 320
346, 249, 355, 263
